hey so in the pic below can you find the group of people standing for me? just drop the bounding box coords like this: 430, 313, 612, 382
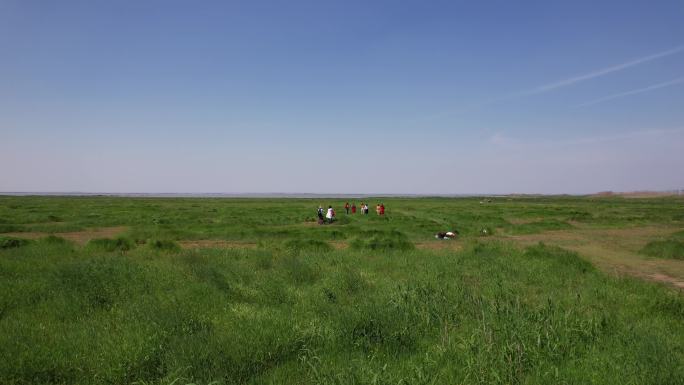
344, 202, 385, 215
318, 202, 386, 224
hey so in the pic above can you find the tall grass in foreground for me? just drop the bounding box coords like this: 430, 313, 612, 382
1, 239, 682, 385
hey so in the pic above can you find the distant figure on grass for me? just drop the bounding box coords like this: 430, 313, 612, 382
363, 203, 369, 214
376, 204, 381, 215
351, 203, 357, 214
379, 203, 385, 215
317, 205, 325, 225
326, 206, 335, 224
435, 230, 459, 239
345, 202, 350, 214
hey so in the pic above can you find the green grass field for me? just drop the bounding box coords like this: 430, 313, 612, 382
1, 195, 683, 384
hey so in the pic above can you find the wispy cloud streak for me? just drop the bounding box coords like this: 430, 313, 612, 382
413, 44, 684, 123
576, 77, 684, 107
523, 45, 684, 96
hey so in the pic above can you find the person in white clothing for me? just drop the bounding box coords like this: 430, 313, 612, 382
326, 206, 335, 224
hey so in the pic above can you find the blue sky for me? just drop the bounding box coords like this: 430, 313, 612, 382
1, 0, 683, 194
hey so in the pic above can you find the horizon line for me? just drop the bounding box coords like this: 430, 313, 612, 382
1, 190, 683, 198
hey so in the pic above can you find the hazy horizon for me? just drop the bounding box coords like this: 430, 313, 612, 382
2, 1, 683, 194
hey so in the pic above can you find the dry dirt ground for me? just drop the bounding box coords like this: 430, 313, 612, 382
3, 226, 128, 246
493, 225, 684, 290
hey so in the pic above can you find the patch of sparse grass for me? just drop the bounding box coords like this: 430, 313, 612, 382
641, 240, 684, 260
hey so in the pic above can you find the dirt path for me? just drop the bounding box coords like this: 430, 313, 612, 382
2, 226, 128, 245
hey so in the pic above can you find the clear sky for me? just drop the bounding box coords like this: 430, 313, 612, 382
1, 0, 683, 194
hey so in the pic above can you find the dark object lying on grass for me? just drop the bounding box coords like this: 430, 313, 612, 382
435, 231, 459, 239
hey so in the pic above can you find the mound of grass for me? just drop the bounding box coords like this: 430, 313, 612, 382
525, 242, 595, 272
640, 240, 684, 260
147, 239, 180, 252
350, 236, 414, 251
87, 237, 134, 252
0, 236, 30, 249
284, 239, 333, 253
349, 229, 414, 251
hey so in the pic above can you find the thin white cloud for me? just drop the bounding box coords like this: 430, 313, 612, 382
413, 44, 684, 123
576, 77, 684, 107
523, 45, 684, 95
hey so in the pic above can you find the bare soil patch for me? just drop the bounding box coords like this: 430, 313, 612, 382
330, 241, 348, 250
2, 226, 128, 245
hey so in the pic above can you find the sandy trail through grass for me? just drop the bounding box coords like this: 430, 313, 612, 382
2, 226, 128, 245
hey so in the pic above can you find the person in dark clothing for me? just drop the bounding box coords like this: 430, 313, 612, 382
317, 206, 324, 224
345, 202, 350, 214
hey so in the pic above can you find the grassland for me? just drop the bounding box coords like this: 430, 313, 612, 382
1, 195, 683, 384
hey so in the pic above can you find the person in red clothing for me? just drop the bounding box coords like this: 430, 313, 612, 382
344, 202, 350, 214
379, 203, 385, 215
351, 203, 357, 214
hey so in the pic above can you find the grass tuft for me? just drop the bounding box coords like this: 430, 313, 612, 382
147, 239, 180, 252
0, 236, 31, 249
640, 240, 684, 260
87, 237, 134, 252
